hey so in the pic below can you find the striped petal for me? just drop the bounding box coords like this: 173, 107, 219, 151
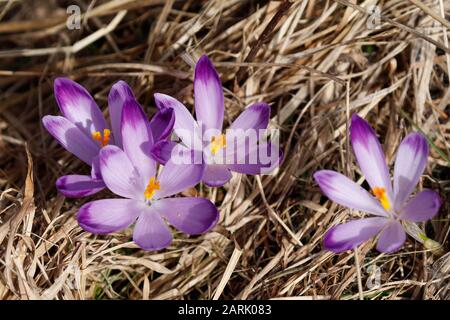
324, 217, 388, 253
54, 77, 108, 137
194, 55, 224, 132
42, 115, 99, 164
350, 114, 393, 204
314, 170, 388, 217
393, 132, 429, 211
400, 189, 441, 222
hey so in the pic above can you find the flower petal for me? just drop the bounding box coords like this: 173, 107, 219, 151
376, 220, 406, 253
150, 140, 177, 165
153, 197, 219, 235
227, 142, 282, 175
108, 80, 136, 148
194, 55, 224, 132
400, 189, 441, 222
56, 174, 105, 198
202, 164, 232, 187
99, 145, 144, 199
154, 93, 202, 150
133, 208, 172, 251
42, 115, 99, 164
314, 170, 388, 217
393, 132, 429, 211
230, 102, 270, 131
324, 217, 388, 253
350, 114, 393, 201
150, 107, 175, 142
77, 199, 142, 234
54, 77, 108, 136
154, 154, 205, 199
121, 98, 156, 183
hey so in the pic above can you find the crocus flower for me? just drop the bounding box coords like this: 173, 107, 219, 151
314, 114, 441, 253
152, 55, 282, 187
77, 97, 219, 250
42, 78, 174, 198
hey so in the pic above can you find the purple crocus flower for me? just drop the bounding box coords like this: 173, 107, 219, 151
77, 98, 219, 250
42, 78, 174, 198
314, 114, 441, 253
152, 55, 282, 187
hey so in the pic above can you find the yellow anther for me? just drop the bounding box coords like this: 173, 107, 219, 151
372, 187, 391, 210
92, 129, 111, 147
144, 177, 160, 200
210, 134, 226, 155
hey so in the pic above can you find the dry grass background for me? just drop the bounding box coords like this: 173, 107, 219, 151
0, 0, 449, 300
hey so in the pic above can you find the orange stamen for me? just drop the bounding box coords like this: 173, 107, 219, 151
372, 187, 391, 210
210, 134, 226, 155
144, 177, 160, 200
92, 129, 111, 147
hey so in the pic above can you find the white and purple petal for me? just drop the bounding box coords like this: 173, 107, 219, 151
77, 199, 142, 234
376, 220, 406, 253
108, 80, 136, 148
121, 98, 156, 183
56, 174, 105, 198
42, 115, 99, 164
153, 197, 219, 235
314, 170, 388, 217
154, 93, 203, 150
154, 154, 205, 199
194, 55, 224, 132
99, 145, 144, 199
227, 142, 282, 175
400, 189, 441, 222
150, 107, 175, 142
230, 102, 270, 132
54, 77, 108, 137
324, 217, 388, 253
150, 140, 178, 164
202, 164, 232, 187
132, 208, 173, 251
350, 114, 393, 202
393, 132, 429, 211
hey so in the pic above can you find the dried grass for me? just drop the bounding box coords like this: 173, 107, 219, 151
0, 0, 449, 300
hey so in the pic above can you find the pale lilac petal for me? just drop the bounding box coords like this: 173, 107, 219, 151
154, 155, 205, 199
314, 170, 388, 217
350, 114, 393, 202
42, 115, 99, 164
150, 107, 175, 142
202, 164, 232, 187
108, 80, 135, 148
54, 77, 108, 136
324, 217, 388, 253
230, 102, 270, 131
154, 93, 202, 150
194, 55, 224, 132
150, 140, 177, 164
56, 175, 105, 198
133, 208, 172, 251
400, 189, 441, 222
393, 132, 429, 211
376, 220, 406, 253
121, 98, 156, 183
90, 156, 102, 180
99, 145, 144, 199
227, 142, 282, 175
153, 197, 219, 235
77, 199, 142, 234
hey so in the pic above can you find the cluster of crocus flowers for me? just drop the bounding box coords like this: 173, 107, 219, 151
43, 55, 283, 251
42, 78, 174, 198
314, 114, 441, 253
